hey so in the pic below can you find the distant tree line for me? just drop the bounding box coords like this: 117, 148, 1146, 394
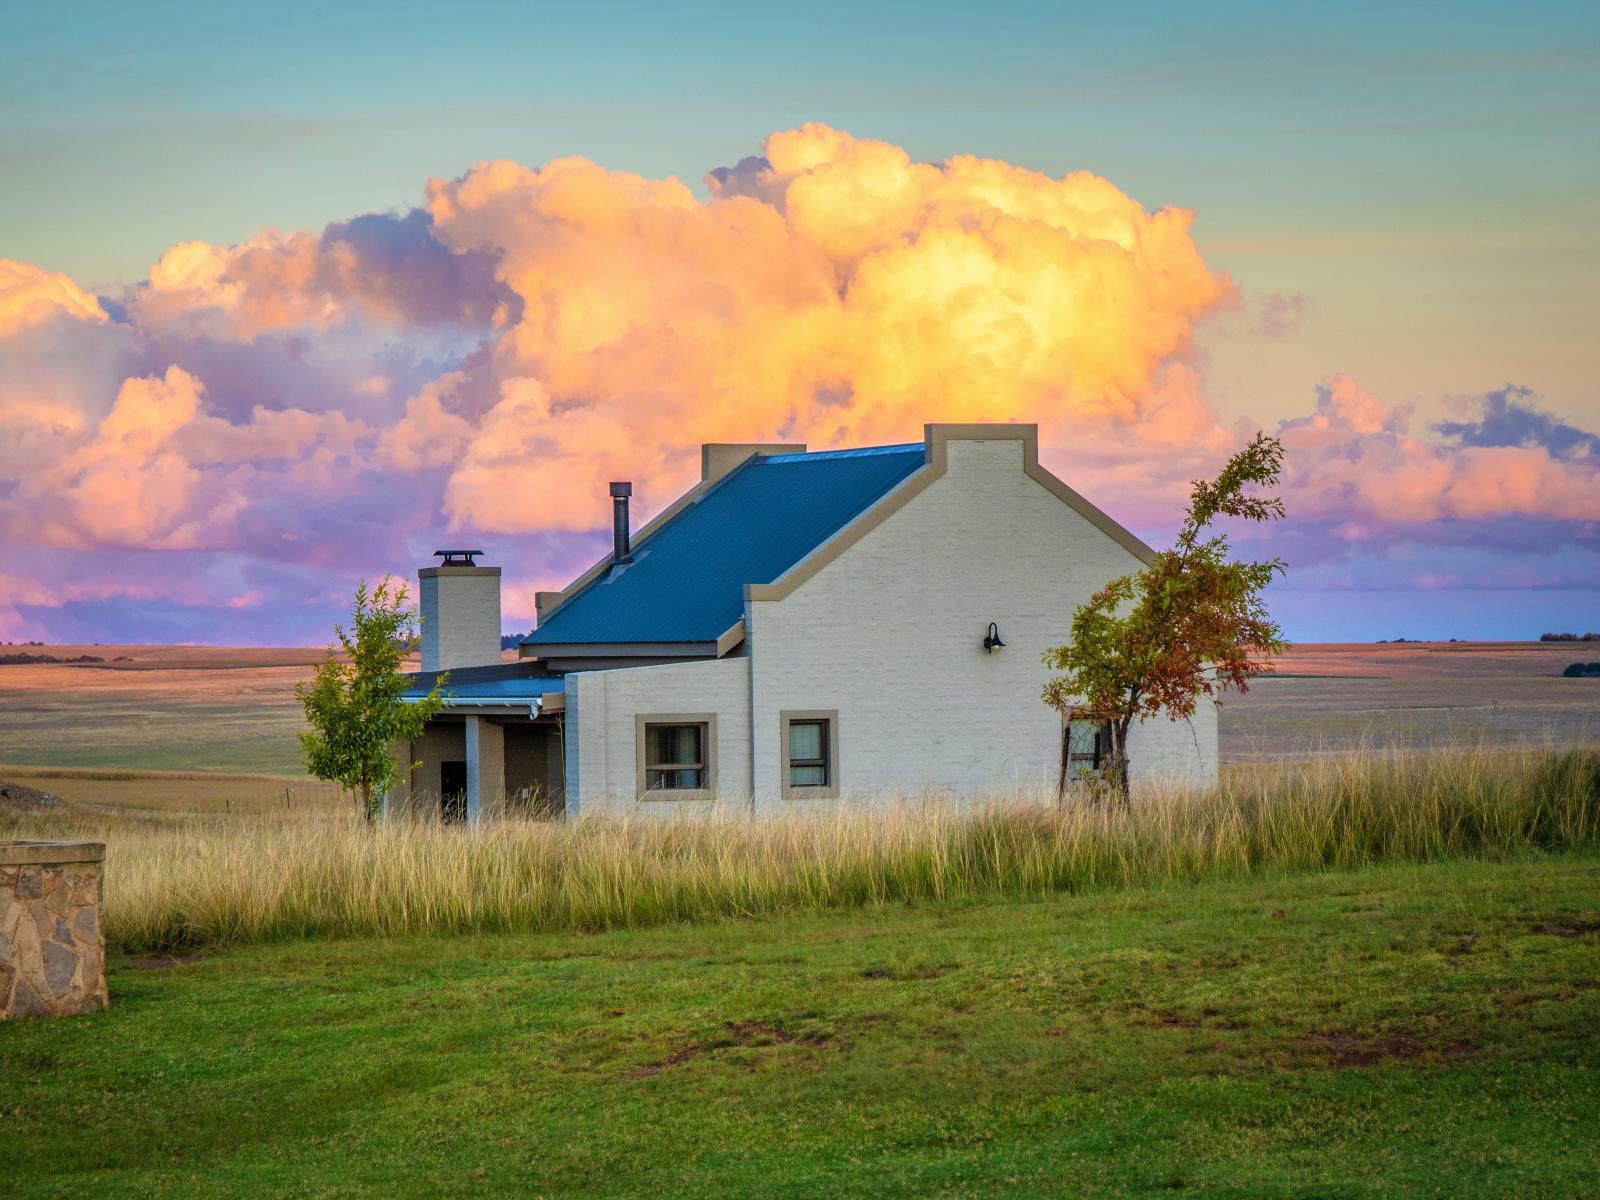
1542, 632, 1600, 641
0, 652, 124, 666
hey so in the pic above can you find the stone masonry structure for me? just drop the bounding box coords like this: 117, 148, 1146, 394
0, 840, 108, 1019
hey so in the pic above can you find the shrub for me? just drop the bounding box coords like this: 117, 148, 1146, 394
1561, 662, 1600, 678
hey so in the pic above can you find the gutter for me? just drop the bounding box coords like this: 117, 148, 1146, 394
399, 692, 563, 719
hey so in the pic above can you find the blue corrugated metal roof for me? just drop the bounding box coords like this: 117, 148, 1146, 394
524, 442, 926, 646
402, 663, 565, 701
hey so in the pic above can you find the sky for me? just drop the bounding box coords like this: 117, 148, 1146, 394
1, 0, 1597, 645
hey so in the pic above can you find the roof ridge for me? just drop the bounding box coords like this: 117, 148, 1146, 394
758, 442, 923, 465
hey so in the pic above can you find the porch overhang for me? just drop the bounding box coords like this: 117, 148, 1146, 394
402, 694, 566, 719
400, 663, 566, 720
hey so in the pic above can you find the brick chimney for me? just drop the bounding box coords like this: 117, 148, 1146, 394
419, 550, 501, 672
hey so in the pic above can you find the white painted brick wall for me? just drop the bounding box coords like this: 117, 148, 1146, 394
747, 437, 1217, 811
568, 657, 752, 818
420, 568, 502, 672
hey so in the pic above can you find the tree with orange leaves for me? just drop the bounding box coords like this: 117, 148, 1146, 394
1043, 433, 1288, 803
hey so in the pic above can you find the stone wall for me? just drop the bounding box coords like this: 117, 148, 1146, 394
0, 841, 107, 1019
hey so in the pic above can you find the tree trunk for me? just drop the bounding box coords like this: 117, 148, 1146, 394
1057, 719, 1072, 806
1104, 719, 1132, 807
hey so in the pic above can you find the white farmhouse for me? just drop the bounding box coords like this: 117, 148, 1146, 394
386, 423, 1216, 821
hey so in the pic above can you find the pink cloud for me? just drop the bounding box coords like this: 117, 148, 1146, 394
1280, 374, 1600, 524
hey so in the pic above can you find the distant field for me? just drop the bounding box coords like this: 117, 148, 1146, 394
0, 766, 355, 818
0, 641, 1593, 787
1225, 641, 1600, 761
0, 645, 326, 775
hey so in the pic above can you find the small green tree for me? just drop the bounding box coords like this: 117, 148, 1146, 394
1043, 433, 1289, 803
297, 576, 446, 820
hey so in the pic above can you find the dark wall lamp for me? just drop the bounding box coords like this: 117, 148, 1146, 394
983, 622, 1006, 653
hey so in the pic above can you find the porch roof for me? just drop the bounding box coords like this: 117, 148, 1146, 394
401, 662, 565, 707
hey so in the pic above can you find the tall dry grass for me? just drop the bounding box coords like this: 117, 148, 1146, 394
3, 748, 1596, 953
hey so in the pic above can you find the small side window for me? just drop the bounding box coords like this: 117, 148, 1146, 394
781, 710, 839, 799
788, 720, 829, 788
635, 714, 717, 799
644, 723, 707, 791
1066, 720, 1113, 782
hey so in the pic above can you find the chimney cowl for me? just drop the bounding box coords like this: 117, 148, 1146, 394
609, 481, 633, 565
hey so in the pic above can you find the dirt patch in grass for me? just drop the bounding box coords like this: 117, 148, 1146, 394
1143, 1008, 1251, 1032
125, 953, 207, 971
1295, 1029, 1476, 1070
1149, 1011, 1205, 1029
627, 1019, 839, 1078
860, 962, 956, 981
1529, 915, 1600, 939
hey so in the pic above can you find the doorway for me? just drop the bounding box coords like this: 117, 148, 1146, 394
440, 759, 467, 823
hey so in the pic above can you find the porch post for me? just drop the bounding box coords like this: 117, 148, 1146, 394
464, 716, 504, 825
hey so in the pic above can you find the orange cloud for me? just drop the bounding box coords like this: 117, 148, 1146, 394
376, 371, 476, 471
0, 259, 106, 334
40, 366, 217, 548
140, 233, 341, 338
424, 124, 1234, 530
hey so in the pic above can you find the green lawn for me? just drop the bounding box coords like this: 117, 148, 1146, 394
4, 857, 1598, 1198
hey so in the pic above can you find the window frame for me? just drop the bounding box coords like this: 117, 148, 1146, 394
634, 713, 717, 801
780, 709, 840, 800
1064, 718, 1114, 783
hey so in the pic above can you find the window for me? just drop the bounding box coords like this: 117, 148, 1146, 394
645, 724, 705, 790
1065, 720, 1114, 782
780, 710, 840, 799
635, 714, 717, 799
788, 721, 828, 786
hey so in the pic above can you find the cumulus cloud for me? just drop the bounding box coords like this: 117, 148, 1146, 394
0, 126, 1593, 642
1236, 377, 1600, 619
134, 212, 514, 342
1280, 375, 1600, 524
37, 366, 223, 548
0, 260, 107, 333
1437, 384, 1599, 460
421, 125, 1234, 528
